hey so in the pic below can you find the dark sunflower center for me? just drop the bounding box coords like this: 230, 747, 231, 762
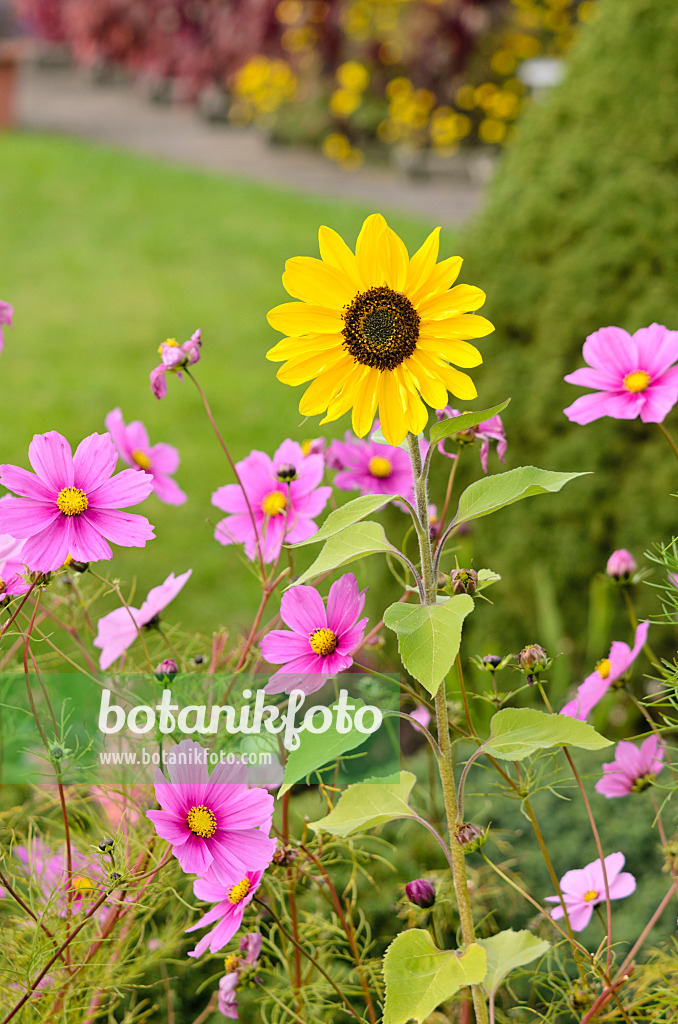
342, 286, 420, 371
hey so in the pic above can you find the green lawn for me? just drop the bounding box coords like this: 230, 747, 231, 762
0, 133, 439, 635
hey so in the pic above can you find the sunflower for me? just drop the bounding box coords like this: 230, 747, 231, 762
266, 213, 494, 445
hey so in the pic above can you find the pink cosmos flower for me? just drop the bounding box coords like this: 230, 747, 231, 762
545, 852, 636, 931
0, 518, 30, 598
14, 837, 106, 918
93, 569, 192, 670
436, 406, 507, 474
150, 329, 201, 400
212, 439, 331, 564
0, 431, 155, 573
261, 573, 368, 695
217, 933, 262, 1018
0, 300, 13, 353
595, 735, 665, 798
105, 408, 186, 505
326, 430, 416, 501
187, 872, 265, 958
560, 621, 649, 721
563, 323, 678, 424
147, 739, 276, 883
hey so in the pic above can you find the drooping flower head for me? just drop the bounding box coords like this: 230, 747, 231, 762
93, 569, 192, 669
267, 214, 494, 445
595, 735, 665, 798
14, 837, 106, 918
436, 406, 507, 474
560, 622, 649, 721
326, 428, 417, 501
147, 739, 276, 883
217, 933, 263, 1018
187, 872, 265, 958
150, 329, 202, 400
545, 852, 636, 931
212, 439, 331, 564
261, 572, 368, 695
564, 324, 678, 425
105, 408, 186, 505
0, 300, 13, 353
0, 516, 30, 598
0, 431, 155, 572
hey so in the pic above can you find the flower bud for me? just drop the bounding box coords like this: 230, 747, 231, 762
606, 549, 637, 581
518, 644, 548, 680
98, 838, 115, 853
455, 823, 487, 854
450, 568, 478, 596
482, 655, 502, 671
405, 878, 436, 908
193, 654, 205, 665
155, 658, 178, 682
276, 463, 298, 482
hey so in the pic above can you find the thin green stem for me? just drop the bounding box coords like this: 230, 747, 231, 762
657, 421, 678, 464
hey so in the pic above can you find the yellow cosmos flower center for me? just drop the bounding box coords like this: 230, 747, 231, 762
583, 890, 599, 903
228, 878, 252, 904
132, 449, 152, 471
623, 371, 651, 393
309, 628, 338, 656
186, 804, 218, 839
342, 286, 420, 371
632, 772, 655, 792
71, 875, 97, 898
57, 487, 88, 517
158, 337, 179, 353
0, 578, 5, 595
596, 658, 611, 679
262, 491, 287, 517
224, 955, 241, 973
368, 456, 392, 478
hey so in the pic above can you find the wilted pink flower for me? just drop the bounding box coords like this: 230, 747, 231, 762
14, 837, 105, 918
212, 440, 331, 564
564, 324, 678, 425
187, 871, 265, 958
147, 739, 276, 882
326, 429, 416, 501
560, 622, 649, 720
0, 300, 13, 353
409, 705, 431, 734
105, 408, 186, 505
606, 549, 637, 580
545, 852, 636, 931
150, 329, 201, 400
93, 569, 192, 670
595, 735, 665, 798
436, 406, 507, 474
0, 431, 155, 573
217, 933, 263, 1018
0, 519, 30, 598
261, 573, 368, 695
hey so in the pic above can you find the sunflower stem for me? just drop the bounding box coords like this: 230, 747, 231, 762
406, 433, 488, 1024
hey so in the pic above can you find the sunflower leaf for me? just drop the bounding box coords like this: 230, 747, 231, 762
308, 770, 416, 835
478, 930, 551, 995
383, 931, 487, 1024
483, 707, 611, 760
384, 595, 474, 696
292, 493, 399, 547
429, 399, 511, 444
291, 521, 407, 586
452, 466, 588, 528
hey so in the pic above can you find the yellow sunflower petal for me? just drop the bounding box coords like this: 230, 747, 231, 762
321, 362, 371, 423
351, 367, 380, 437
418, 284, 486, 320
377, 369, 409, 446
417, 337, 483, 368
318, 225, 363, 292
419, 314, 495, 340
266, 334, 343, 361
282, 256, 355, 309
267, 302, 344, 336
436, 364, 478, 402
398, 365, 429, 435
277, 347, 349, 386
405, 353, 452, 409
299, 358, 354, 416
409, 255, 462, 305
355, 213, 388, 289
404, 227, 440, 295
381, 223, 409, 291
